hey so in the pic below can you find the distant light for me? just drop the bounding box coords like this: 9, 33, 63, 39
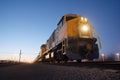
101, 53, 105, 57
101, 53, 105, 61
116, 53, 120, 61
116, 53, 120, 56
81, 25, 88, 32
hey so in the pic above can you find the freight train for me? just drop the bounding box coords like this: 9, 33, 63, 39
35, 14, 102, 63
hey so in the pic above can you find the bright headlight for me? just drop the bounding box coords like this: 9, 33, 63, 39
84, 18, 87, 22
81, 25, 88, 32
80, 17, 87, 22
81, 17, 84, 21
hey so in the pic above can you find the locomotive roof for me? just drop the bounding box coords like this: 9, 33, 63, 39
57, 14, 81, 25
64, 14, 80, 17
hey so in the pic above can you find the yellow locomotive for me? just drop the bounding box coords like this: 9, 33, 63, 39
35, 14, 101, 62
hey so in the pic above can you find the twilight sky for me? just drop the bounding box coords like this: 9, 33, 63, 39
0, 0, 120, 62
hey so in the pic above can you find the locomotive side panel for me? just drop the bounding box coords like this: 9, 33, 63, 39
47, 30, 56, 50
57, 24, 67, 44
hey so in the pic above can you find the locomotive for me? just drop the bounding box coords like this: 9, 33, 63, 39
35, 14, 101, 63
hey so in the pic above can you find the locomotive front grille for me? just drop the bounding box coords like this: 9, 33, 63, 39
68, 37, 93, 55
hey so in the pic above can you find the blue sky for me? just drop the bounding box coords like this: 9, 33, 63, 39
0, 0, 120, 62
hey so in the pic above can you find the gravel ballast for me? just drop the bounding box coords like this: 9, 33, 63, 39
0, 63, 119, 80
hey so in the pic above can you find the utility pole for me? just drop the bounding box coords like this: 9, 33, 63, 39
19, 50, 22, 63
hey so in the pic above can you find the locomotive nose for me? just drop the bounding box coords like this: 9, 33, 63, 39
86, 43, 93, 51
78, 42, 93, 59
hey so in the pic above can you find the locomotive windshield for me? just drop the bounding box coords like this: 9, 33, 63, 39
66, 16, 77, 21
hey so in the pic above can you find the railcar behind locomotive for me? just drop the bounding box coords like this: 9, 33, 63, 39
35, 14, 102, 62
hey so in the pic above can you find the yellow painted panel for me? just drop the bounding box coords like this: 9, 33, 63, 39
41, 44, 47, 54
67, 19, 78, 37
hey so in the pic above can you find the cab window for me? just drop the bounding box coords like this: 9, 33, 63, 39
66, 16, 76, 21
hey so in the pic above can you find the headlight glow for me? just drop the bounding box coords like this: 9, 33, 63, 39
84, 18, 87, 22
81, 17, 84, 21
81, 25, 88, 32
80, 17, 87, 22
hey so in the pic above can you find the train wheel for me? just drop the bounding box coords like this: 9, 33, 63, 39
51, 58, 55, 63
57, 60, 60, 63
77, 59, 81, 63
63, 55, 68, 62
64, 60, 68, 63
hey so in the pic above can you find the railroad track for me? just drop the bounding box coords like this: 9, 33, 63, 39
40, 61, 120, 70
